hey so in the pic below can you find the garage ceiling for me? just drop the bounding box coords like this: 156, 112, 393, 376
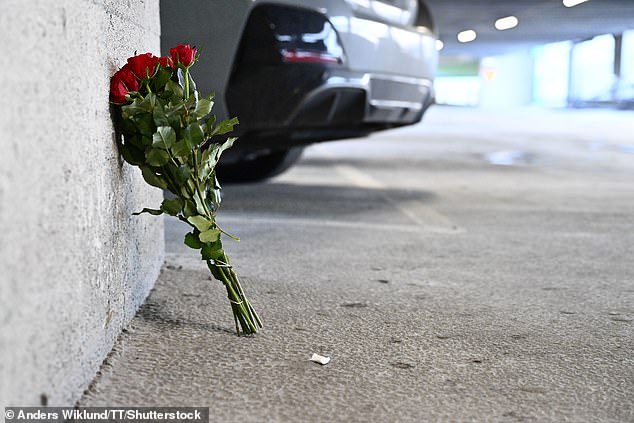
424, 0, 634, 57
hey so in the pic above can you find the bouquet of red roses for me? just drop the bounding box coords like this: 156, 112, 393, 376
110, 44, 262, 335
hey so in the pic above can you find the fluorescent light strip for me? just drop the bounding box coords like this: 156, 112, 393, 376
495, 16, 519, 31
563, 0, 590, 7
457, 30, 477, 43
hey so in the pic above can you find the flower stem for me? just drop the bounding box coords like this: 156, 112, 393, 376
206, 254, 262, 335
184, 68, 190, 101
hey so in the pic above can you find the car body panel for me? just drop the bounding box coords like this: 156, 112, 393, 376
161, 0, 437, 124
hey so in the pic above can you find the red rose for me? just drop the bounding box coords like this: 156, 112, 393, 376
110, 65, 139, 103
170, 44, 197, 68
126, 53, 160, 79
118, 65, 139, 91
159, 56, 174, 68
110, 78, 128, 104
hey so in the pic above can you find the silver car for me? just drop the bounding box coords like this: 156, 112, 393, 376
161, 0, 438, 181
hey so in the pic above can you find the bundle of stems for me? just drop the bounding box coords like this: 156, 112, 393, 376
206, 252, 262, 335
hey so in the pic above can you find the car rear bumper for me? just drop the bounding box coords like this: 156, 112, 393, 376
289, 70, 434, 125
228, 65, 434, 146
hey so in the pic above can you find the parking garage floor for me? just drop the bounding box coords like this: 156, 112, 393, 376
80, 106, 634, 422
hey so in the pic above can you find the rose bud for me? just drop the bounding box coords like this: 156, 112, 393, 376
170, 44, 197, 68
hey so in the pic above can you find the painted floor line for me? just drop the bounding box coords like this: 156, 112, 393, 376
332, 164, 464, 233
219, 214, 460, 234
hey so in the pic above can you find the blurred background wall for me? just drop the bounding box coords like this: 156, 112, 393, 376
435, 30, 634, 110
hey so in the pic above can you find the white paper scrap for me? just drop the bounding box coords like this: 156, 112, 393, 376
310, 353, 331, 365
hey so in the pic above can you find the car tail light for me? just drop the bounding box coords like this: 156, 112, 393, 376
232, 5, 346, 68
281, 50, 342, 65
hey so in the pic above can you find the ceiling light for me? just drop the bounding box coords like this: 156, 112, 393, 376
436, 40, 444, 51
457, 30, 477, 43
563, 0, 590, 7
495, 16, 519, 31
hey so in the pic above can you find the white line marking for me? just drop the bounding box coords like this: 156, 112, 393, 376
220, 214, 457, 234
333, 164, 386, 189
333, 164, 463, 233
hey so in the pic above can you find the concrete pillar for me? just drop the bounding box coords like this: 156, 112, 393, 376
0, 0, 163, 406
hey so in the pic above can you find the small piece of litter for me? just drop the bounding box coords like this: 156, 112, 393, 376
310, 353, 331, 365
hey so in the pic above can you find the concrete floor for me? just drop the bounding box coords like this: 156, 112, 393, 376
80, 106, 634, 422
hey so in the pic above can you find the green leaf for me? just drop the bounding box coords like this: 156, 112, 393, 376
177, 68, 187, 90
193, 195, 207, 215
193, 98, 213, 119
152, 102, 170, 127
199, 228, 221, 243
219, 137, 236, 155
145, 148, 170, 166
121, 118, 138, 135
201, 241, 224, 261
132, 113, 155, 137
174, 164, 191, 184
203, 114, 217, 135
203, 144, 221, 169
206, 184, 221, 211
209, 117, 239, 137
121, 97, 152, 118
172, 140, 191, 158
145, 92, 157, 108
213, 174, 222, 190
187, 215, 212, 232
183, 123, 204, 149
132, 208, 163, 216
201, 137, 237, 180
188, 71, 198, 99
140, 135, 153, 146
161, 198, 183, 216
152, 126, 176, 149
183, 199, 197, 216
120, 143, 145, 166
165, 79, 184, 100
141, 166, 168, 189
212, 137, 237, 167
198, 160, 210, 182
173, 69, 199, 102
184, 232, 202, 249
151, 67, 172, 92
187, 179, 197, 198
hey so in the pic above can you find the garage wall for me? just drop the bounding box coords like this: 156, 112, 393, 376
479, 50, 535, 108
0, 0, 163, 406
